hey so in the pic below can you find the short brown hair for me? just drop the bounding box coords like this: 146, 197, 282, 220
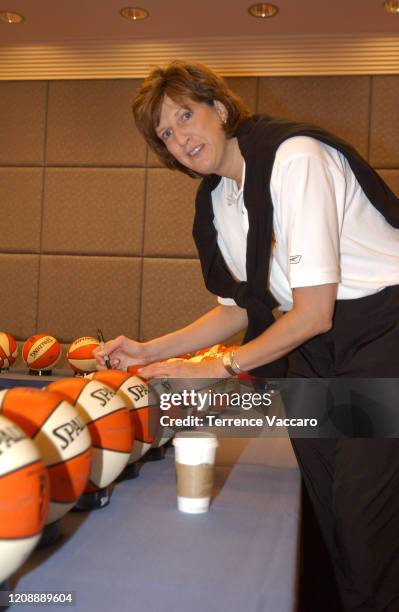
132, 60, 252, 177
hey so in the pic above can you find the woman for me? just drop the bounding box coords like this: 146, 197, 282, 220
96, 61, 399, 611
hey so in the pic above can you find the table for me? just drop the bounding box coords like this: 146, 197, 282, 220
0, 369, 73, 389
2, 371, 301, 612
8, 444, 300, 612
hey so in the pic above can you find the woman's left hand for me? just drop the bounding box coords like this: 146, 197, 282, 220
138, 357, 229, 380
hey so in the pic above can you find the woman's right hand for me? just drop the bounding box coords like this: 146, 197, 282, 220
94, 335, 149, 371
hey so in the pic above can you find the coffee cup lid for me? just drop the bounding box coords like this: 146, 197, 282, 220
173, 431, 218, 447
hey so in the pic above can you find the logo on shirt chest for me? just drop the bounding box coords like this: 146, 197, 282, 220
289, 255, 302, 264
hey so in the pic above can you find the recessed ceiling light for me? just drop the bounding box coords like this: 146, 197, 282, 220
248, 3, 279, 18
383, 0, 399, 13
0, 11, 25, 24
120, 7, 149, 21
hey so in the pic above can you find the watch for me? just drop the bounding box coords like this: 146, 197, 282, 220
222, 350, 245, 376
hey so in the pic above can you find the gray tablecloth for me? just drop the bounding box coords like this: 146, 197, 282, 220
10, 438, 300, 612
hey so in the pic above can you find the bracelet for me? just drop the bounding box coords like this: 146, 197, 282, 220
222, 350, 245, 376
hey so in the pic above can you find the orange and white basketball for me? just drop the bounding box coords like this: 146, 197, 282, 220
0, 388, 92, 524
126, 366, 172, 450
0, 332, 18, 369
194, 344, 226, 358
188, 344, 226, 363
187, 354, 207, 363
22, 334, 61, 371
0, 414, 49, 583
89, 370, 158, 463
67, 336, 100, 374
47, 378, 132, 492
165, 352, 192, 362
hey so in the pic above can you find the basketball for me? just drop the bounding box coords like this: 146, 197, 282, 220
89, 370, 156, 463
194, 344, 226, 357
187, 354, 207, 363
125, 367, 172, 450
0, 414, 49, 583
0, 332, 18, 369
22, 334, 61, 371
67, 336, 100, 374
47, 378, 132, 492
0, 388, 92, 524
187, 345, 226, 363
126, 364, 145, 376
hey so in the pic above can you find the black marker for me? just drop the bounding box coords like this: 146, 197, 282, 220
97, 328, 112, 370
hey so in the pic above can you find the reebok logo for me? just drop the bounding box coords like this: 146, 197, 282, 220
289, 255, 302, 264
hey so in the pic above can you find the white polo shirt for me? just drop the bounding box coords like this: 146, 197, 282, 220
212, 136, 399, 311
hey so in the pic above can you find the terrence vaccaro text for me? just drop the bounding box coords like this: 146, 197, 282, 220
158, 390, 318, 429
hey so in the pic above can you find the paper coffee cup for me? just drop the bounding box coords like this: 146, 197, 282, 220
173, 432, 218, 514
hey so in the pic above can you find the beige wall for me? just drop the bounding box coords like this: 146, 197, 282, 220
0, 75, 398, 361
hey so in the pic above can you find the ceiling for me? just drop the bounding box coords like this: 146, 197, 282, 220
0, 1, 398, 79
1, 0, 398, 43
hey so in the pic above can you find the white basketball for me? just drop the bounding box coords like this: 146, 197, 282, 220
0, 414, 49, 583
88, 371, 154, 463
22, 334, 61, 371
0, 388, 93, 524
0, 332, 18, 369
47, 378, 132, 491
67, 336, 100, 374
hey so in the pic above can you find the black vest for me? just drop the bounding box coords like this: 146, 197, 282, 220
192, 115, 399, 377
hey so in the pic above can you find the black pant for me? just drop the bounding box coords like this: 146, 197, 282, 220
292, 438, 399, 611
288, 286, 399, 612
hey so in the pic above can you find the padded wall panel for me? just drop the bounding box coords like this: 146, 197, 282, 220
46, 80, 146, 166
42, 168, 145, 255
140, 259, 216, 341
0, 255, 39, 339
369, 76, 399, 168
144, 169, 200, 257
146, 145, 163, 168
0, 168, 43, 252
377, 170, 399, 197
226, 77, 257, 114
1, 75, 398, 351
147, 77, 258, 167
37, 256, 141, 342
0, 81, 47, 165
13, 343, 26, 369
258, 76, 370, 158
